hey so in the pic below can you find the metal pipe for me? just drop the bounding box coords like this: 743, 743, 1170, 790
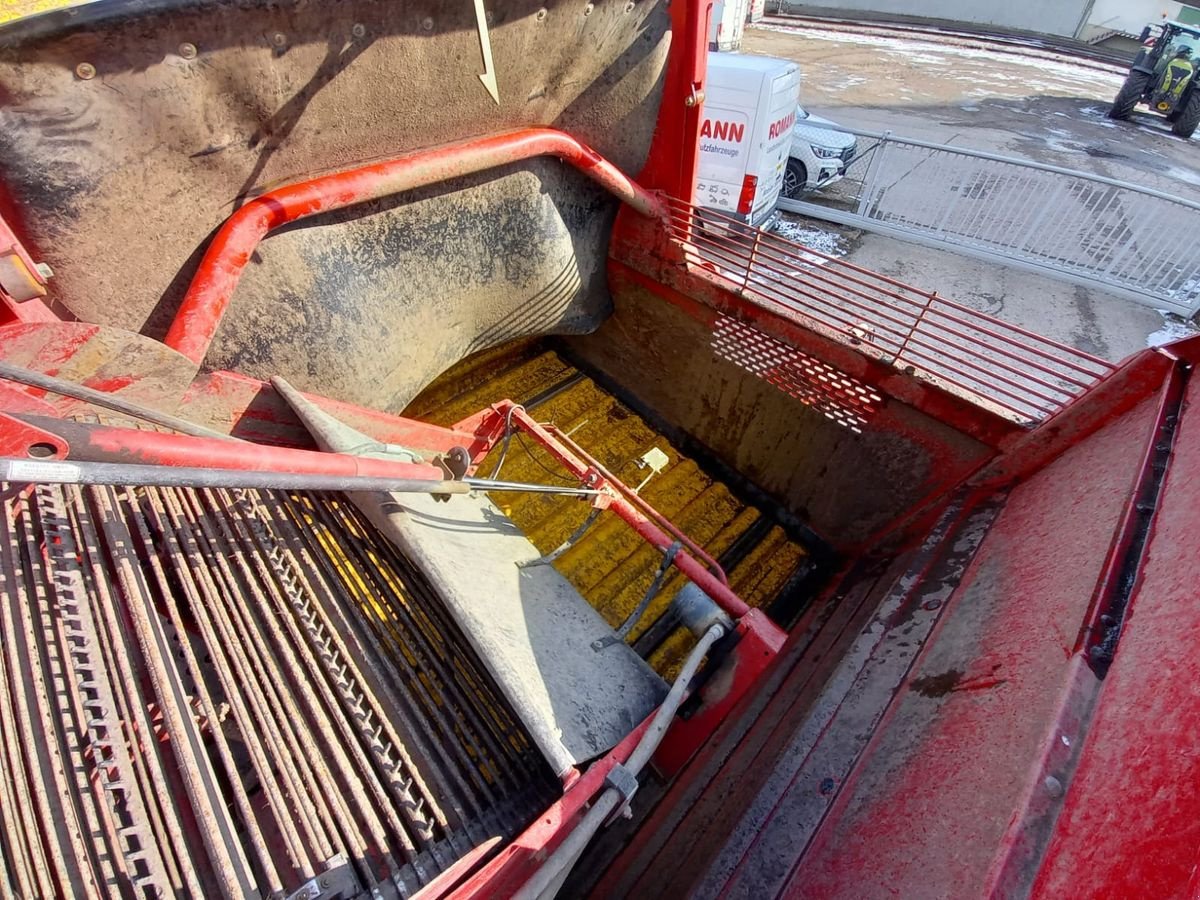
0, 361, 237, 440
511, 622, 727, 900
1, 457, 466, 494
500, 406, 760, 623
20, 415, 453, 482
466, 477, 601, 496
164, 128, 665, 365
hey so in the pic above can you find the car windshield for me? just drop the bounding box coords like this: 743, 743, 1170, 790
796, 105, 810, 120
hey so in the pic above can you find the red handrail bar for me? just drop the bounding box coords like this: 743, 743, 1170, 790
164, 128, 665, 365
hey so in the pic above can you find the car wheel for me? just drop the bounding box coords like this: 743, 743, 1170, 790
782, 159, 808, 199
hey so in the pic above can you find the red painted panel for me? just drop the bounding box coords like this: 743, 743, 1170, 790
778, 393, 1159, 900
1031, 378, 1200, 899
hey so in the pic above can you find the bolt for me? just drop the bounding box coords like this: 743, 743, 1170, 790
74, 62, 96, 80
178, 42, 198, 59
270, 31, 287, 48
584, 2, 594, 15
351, 22, 366, 38
1043, 775, 1064, 798
536, 7, 548, 20
421, 16, 434, 31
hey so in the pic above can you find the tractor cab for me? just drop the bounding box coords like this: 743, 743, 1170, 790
1110, 20, 1200, 135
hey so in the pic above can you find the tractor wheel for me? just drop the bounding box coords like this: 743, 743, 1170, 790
782, 159, 808, 199
1172, 90, 1200, 137
1108, 72, 1150, 120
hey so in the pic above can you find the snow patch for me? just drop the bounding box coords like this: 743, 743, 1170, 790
1147, 314, 1199, 347
767, 215, 849, 259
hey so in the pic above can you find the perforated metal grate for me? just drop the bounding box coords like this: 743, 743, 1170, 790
711, 315, 883, 433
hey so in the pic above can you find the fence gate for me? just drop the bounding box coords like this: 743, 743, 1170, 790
778, 127, 1200, 316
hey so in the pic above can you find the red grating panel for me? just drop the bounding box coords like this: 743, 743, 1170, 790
712, 314, 883, 433
666, 199, 1117, 424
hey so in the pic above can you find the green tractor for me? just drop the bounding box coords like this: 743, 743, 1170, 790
1109, 20, 1200, 137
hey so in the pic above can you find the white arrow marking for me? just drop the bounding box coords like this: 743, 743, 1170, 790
473, 0, 500, 104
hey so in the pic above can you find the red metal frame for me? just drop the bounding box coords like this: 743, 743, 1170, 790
12, 416, 452, 483
635, 0, 711, 201
655, 199, 1116, 424
0, 211, 48, 300
163, 128, 667, 365
499, 402, 781, 626
180, 369, 508, 463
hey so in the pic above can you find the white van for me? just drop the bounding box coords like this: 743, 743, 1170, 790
696, 53, 803, 227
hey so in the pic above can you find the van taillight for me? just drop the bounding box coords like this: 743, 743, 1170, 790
737, 175, 757, 216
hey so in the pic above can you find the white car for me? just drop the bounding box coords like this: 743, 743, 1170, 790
783, 106, 858, 199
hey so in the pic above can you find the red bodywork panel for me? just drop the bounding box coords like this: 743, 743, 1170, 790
0, 2, 1197, 896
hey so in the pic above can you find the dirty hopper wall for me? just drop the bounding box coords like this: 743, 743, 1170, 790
0, 0, 670, 409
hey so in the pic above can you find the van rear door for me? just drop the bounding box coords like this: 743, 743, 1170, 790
695, 65, 760, 221
749, 63, 801, 224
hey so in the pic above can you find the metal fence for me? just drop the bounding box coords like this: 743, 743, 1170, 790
778, 127, 1200, 316
668, 199, 1116, 425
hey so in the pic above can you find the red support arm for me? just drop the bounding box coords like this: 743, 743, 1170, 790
163, 128, 665, 366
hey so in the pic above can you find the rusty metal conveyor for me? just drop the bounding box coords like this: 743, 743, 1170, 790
0, 481, 559, 899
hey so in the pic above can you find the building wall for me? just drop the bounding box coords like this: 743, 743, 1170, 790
781, 0, 1092, 38
1083, 0, 1183, 38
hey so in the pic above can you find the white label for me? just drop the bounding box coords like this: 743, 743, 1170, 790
5, 460, 80, 483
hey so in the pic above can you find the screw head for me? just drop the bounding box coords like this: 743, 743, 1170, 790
178, 42, 198, 59
625, 1, 635, 11
1044, 775, 1064, 798
536, 7, 548, 20
584, 3, 594, 15
270, 31, 287, 47
351, 22, 366, 38
421, 16, 434, 31
74, 62, 96, 80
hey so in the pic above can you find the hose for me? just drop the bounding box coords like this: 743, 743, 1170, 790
512, 621, 728, 900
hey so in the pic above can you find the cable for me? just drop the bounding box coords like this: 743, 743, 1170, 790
511, 622, 727, 900
515, 432, 580, 486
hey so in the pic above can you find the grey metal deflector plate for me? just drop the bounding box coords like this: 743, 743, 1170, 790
272, 377, 667, 777
357, 490, 667, 777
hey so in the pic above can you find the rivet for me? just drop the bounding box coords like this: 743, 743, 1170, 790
584, 3, 594, 15
351, 23, 366, 38
536, 7, 548, 20
1044, 775, 1064, 798
270, 31, 288, 47
74, 62, 96, 80
922, 598, 942, 611
178, 42, 198, 59
421, 16, 434, 31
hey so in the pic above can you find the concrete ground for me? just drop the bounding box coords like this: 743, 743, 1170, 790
742, 21, 1200, 362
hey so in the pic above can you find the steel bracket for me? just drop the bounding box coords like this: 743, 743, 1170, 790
602, 763, 640, 826
284, 854, 363, 900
